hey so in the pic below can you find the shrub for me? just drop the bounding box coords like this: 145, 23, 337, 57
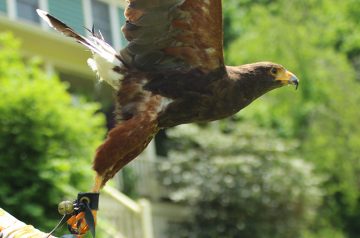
0, 33, 105, 230
159, 121, 323, 238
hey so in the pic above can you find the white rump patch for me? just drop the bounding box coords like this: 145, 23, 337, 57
83, 36, 126, 90
87, 53, 123, 90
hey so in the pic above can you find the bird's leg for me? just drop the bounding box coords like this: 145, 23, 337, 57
92, 174, 104, 193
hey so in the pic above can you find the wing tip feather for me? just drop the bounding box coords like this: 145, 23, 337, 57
36, 9, 53, 27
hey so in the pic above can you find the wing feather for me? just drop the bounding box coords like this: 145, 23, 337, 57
120, 0, 224, 73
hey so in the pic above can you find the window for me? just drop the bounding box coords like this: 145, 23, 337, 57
16, 0, 40, 23
91, 0, 113, 45
0, 0, 7, 13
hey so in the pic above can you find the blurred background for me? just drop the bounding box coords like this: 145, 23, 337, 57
0, 0, 360, 237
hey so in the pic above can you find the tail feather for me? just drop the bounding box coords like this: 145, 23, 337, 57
36, 9, 95, 51
37, 9, 124, 90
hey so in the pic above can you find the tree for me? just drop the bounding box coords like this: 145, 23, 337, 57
225, 1, 360, 236
0, 33, 106, 230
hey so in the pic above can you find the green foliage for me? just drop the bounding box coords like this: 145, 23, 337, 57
159, 121, 322, 238
0, 33, 105, 230
225, 0, 360, 236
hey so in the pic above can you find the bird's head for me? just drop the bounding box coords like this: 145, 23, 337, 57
228, 62, 299, 97
238, 62, 299, 89
226, 62, 299, 110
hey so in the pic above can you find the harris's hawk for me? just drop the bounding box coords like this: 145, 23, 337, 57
37, 0, 298, 192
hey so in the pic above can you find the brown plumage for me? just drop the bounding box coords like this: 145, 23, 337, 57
37, 0, 299, 192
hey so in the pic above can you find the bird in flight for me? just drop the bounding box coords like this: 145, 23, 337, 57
37, 0, 298, 193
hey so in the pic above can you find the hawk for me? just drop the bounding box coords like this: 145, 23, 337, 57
37, 0, 299, 192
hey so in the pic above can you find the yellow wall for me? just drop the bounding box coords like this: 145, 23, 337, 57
0, 14, 93, 77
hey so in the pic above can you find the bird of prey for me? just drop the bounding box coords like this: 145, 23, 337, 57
37, 0, 298, 193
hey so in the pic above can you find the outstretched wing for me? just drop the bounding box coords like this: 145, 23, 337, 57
38, 1, 225, 189
120, 0, 224, 73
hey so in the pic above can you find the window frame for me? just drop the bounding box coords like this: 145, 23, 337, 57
82, 0, 123, 50
6, 0, 48, 28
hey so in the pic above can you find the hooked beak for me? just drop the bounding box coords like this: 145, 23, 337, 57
276, 70, 299, 90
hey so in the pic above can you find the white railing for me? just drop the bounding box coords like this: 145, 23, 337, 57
104, 139, 194, 238
98, 186, 154, 238
116, 141, 165, 200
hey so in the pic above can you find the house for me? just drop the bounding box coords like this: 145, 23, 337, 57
0, 1, 189, 237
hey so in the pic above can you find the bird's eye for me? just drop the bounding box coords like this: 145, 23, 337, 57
270, 67, 278, 75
